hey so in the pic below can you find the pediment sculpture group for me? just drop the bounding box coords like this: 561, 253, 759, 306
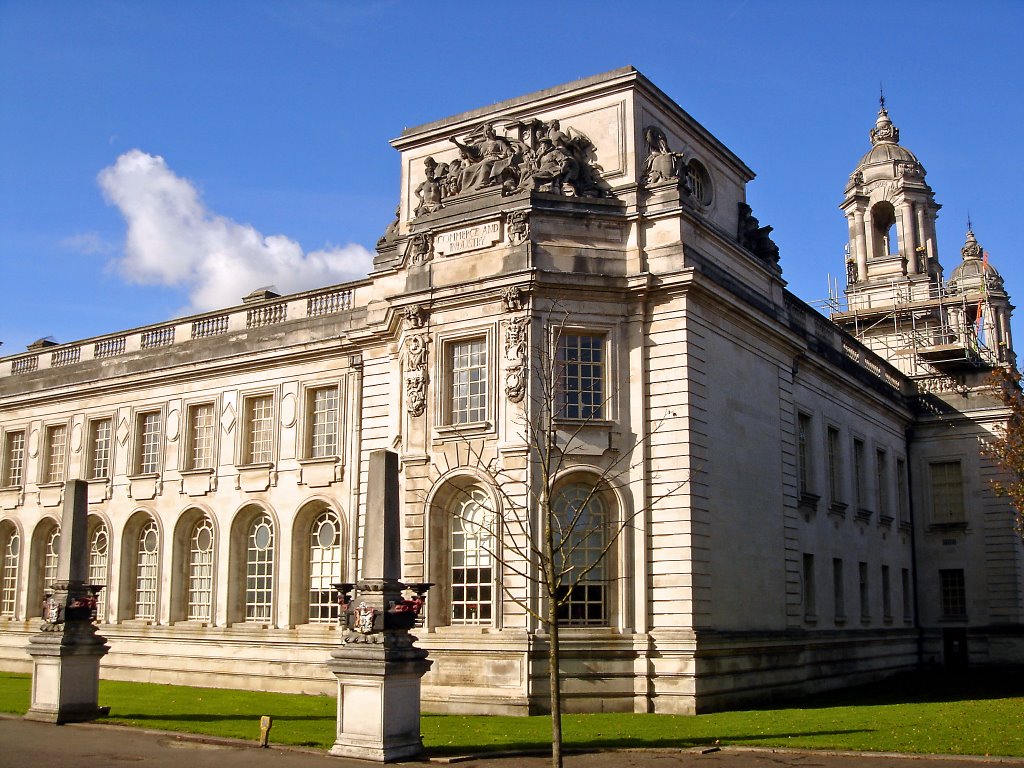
414, 118, 611, 216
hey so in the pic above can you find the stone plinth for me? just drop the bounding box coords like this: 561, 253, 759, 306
327, 634, 431, 761
25, 620, 110, 723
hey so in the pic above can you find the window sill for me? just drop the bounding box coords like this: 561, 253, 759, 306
878, 514, 895, 528
855, 507, 873, 523
180, 467, 215, 476
928, 522, 968, 533
827, 501, 848, 518
297, 456, 341, 488
236, 462, 275, 471
36, 481, 64, 490
127, 472, 161, 481
435, 421, 493, 440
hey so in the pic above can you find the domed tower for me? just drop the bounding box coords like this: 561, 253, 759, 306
832, 100, 1015, 377
948, 228, 1015, 365
840, 100, 941, 301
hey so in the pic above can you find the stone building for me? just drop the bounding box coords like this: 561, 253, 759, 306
0, 68, 1021, 714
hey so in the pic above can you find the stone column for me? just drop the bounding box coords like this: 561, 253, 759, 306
327, 450, 432, 762
902, 202, 918, 273
25, 479, 109, 724
853, 210, 868, 281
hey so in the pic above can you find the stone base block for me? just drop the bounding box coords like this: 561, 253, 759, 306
25, 652, 109, 724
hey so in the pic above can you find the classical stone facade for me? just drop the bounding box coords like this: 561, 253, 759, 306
1, 68, 1021, 715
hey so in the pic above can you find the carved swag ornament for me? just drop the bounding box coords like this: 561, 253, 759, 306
413, 118, 612, 217
404, 306, 429, 417
503, 316, 528, 403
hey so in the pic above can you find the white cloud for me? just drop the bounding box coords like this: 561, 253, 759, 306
97, 149, 373, 312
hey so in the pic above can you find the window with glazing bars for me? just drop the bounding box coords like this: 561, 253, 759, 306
1, 531, 19, 617
827, 427, 842, 504
137, 412, 161, 474
245, 396, 274, 464
187, 404, 215, 470
43, 526, 61, 592
3, 431, 25, 487
89, 419, 112, 479
186, 518, 214, 621
930, 461, 965, 524
450, 340, 487, 424
308, 509, 342, 623
853, 439, 865, 510
451, 488, 493, 625
876, 449, 889, 517
245, 514, 274, 622
557, 334, 604, 420
88, 524, 108, 621
45, 425, 67, 484
308, 387, 339, 458
554, 483, 607, 626
940, 568, 966, 618
135, 520, 159, 620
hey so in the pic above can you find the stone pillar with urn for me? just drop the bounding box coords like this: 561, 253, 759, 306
25, 479, 109, 723
327, 449, 432, 762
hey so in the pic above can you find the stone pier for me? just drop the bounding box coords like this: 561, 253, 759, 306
327, 449, 432, 762
24, 479, 109, 724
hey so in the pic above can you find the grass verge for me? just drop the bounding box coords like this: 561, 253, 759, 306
1, 668, 1022, 756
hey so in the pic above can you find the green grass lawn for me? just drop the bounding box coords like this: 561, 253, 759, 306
1, 668, 1022, 757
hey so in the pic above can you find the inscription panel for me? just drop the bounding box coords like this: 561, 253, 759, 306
434, 221, 502, 256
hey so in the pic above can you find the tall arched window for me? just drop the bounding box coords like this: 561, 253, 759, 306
308, 509, 343, 623
135, 519, 159, 620
871, 201, 898, 258
88, 521, 109, 621
451, 487, 494, 625
188, 517, 215, 622
43, 526, 61, 592
1, 523, 19, 617
553, 482, 608, 627
245, 514, 274, 623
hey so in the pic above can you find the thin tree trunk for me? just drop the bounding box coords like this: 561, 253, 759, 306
546, 555, 563, 768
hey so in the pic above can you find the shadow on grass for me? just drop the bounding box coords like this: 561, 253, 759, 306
103, 712, 331, 723
772, 666, 1024, 710
425, 729, 874, 757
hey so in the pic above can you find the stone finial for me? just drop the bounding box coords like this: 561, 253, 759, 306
961, 229, 983, 261
870, 106, 900, 146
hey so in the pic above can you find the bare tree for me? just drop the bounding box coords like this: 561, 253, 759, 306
984, 367, 1024, 540
426, 311, 685, 768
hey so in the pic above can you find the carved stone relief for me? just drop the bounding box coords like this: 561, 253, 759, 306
501, 286, 524, 313
404, 306, 430, 417
407, 233, 434, 266
506, 210, 529, 246
412, 117, 612, 218
503, 316, 528, 404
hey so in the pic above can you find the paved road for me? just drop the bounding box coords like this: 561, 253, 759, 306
0, 717, 1020, 768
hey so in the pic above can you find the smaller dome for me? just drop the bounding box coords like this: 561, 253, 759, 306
856, 142, 920, 168
950, 229, 1003, 292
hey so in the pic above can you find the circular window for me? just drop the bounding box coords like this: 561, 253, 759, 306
317, 519, 337, 548
143, 528, 158, 554
196, 526, 213, 553
686, 160, 713, 206
92, 531, 107, 555
9, 534, 20, 557
50, 533, 61, 555
253, 521, 272, 551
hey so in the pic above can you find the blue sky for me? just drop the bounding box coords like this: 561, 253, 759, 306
1, 1, 1022, 355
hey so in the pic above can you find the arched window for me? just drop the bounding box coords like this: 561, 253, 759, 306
451, 487, 494, 625
871, 201, 898, 258
188, 517, 215, 622
686, 160, 713, 206
308, 509, 343, 623
88, 520, 109, 622
43, 526, 61, 592
135, 519, 160, 620
553, 482, 608, 627
245, 514, 274, 623
1, 523, 19, 617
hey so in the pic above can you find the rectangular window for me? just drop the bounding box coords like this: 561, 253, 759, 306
881, 564, 892, 620
244, 395, 274, 464
186, 403, 215, 470
833, 558, 845, 620
858, 561, 869, 621
940, 569, 966, 618
797, 413, 812, 495
136, 412, 162, 474
44, 424, 67, 484
557, 333, 604, 420
802, 552, 816, 619
896, 458, 909, 524
853, 439, 866, 511
3, 431, 26, 487
450, 339, 487, 424
308, 386, 339, 458
827, 427, 842, 505
876, 449, 889, 518
89, 419, 112, 480
930, 461, 965, 524
902, 568, 912, 621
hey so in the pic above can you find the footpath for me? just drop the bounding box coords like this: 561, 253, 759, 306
1, 717, 1022, 768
